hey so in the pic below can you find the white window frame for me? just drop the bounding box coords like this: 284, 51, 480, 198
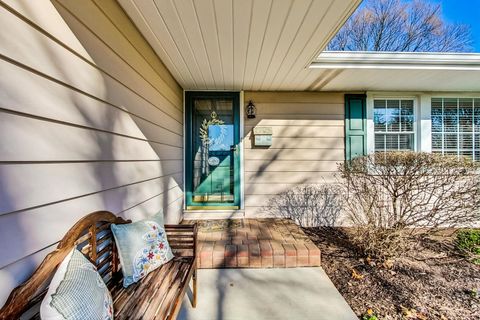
366, 92, 480, 159
430, 96, 479, 161
366, 93, 419, 154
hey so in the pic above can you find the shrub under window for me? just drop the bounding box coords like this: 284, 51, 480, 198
339, 151, 480, 259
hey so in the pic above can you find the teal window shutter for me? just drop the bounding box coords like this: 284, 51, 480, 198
345, 94, 367, 160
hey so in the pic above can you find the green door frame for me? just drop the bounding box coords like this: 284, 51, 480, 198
185, 91, 241, 209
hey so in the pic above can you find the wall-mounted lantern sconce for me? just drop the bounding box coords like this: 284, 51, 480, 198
246, 100, 256, 119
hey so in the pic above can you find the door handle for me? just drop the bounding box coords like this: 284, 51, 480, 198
230, 145, 237, 152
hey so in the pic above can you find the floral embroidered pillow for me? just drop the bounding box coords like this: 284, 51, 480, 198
40, 248, 113, 320
110, 214, 174, 288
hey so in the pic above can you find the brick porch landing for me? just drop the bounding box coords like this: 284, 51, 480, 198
182, 219, 321, 269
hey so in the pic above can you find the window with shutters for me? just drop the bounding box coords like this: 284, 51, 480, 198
431, 98, 479, 161
374, 99, 415, 152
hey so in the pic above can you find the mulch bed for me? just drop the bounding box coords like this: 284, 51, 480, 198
304, 227, 480, 320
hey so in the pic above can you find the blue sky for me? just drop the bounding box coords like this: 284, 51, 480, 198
432, 0, 480, 51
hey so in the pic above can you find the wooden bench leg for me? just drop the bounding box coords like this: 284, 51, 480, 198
192, 267, 197, 308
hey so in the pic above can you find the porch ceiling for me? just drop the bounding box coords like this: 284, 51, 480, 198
118, 0, 361, 91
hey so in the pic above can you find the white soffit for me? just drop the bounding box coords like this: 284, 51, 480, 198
309, 51, 480, 91
118, 0, 361, 91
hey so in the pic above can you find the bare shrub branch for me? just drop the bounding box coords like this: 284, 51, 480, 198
339, 152, 480, 258
264, 184, 343, 227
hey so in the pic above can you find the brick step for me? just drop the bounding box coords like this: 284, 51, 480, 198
197, 240, 321, 269
184, 218, 322, 269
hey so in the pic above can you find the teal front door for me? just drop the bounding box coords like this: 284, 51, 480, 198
185, 92, 241, 209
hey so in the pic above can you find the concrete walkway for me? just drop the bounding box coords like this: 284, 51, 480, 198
178, 267, 357, 320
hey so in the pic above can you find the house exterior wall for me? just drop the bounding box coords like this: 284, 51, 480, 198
242, 91, 479, 218
0, 0, 183, 306
243, 92, 345, 217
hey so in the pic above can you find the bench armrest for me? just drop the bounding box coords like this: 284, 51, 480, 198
165, 224, 197, 257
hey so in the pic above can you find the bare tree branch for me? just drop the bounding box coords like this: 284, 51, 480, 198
328, 0, 473, 52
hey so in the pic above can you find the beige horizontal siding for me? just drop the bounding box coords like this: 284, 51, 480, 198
244, 137, 344, 149
0, 113, 182, 161
244, 125, 344, 138
0, 0, 183, 307
243, 91, 345, 218
244, 170, 338, 184
0, 172, 184, 269
0, 162, 182, 215
244, 148, 344, 161
251, 103, 344, 115
248, 114, 344, 121
0, 59, 183, 134
245, 160, 339, 172
0, 55, 183, 134
245, 182, 341, 196
246, 118, 344, 126
54, 0, 182, 107
1, 1, 182, 119
0, 8, 182, 124
0, 174, 184, 268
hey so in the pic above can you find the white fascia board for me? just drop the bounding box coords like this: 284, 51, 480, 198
311, 51, 480, 70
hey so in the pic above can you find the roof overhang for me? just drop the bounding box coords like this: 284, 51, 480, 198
308, 51, 480, 92
312, 51, 480, 71
118, 1, 480, 93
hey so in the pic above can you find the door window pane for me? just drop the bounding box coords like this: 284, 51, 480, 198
192, 98, 236, 203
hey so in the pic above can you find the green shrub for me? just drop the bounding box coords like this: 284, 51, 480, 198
362, 309, 379, 320
456, 229, 480, 258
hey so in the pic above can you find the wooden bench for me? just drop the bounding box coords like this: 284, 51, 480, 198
0, 211, 197, 320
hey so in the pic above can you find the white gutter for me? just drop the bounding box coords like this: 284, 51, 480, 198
310, 51, 480, 71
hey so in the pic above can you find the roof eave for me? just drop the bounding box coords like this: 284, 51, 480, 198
311, 51, 480, 71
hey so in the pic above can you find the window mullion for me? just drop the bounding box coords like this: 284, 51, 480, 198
385, 102, 388, 152
474, 100, 476, 161
442, 98, 444, 156
457, 98, 460, 159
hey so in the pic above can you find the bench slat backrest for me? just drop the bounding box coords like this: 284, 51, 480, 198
0, 211, 130, 320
